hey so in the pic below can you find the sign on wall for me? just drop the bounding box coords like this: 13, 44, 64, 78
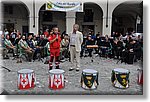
46, 1, 83, 12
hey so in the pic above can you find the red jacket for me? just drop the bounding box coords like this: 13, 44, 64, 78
48, 33, 61, 49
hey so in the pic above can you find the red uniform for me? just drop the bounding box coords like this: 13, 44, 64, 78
48, 33, 61, 70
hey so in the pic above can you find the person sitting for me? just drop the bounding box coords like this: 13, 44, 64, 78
27, 34, 42, 61
10, 29, 17, 45
85, 35, 95, 57
113, 38, 124, 59
36, 35, 49, 58
18, 35, 34, 62
125, 39, 141, 64
44, 29, 49, 38
99, 35, 112, 57
60, 34, 69, 61
4, 35, 17, 58
1, 34, 9, 59
13, 34, 22, 56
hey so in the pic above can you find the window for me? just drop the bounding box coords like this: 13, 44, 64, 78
4, 5, 13, 14
84, 9, 93, 22
43, 11, 53, 22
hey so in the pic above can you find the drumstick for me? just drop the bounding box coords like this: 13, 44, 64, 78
0, 65, 11, 72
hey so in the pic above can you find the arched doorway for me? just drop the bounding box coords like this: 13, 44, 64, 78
2, 1, 29, 34
39, 4, 66, 34
112, 1, 143, 35
76, 2, 103, 36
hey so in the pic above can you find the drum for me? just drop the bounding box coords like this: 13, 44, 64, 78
87, 45, 98, 49
137, 69, 143, 85
111, 68, 130, 89
49, 69, 65, 90
18, 69, 35, 90
81, 69, 99, 89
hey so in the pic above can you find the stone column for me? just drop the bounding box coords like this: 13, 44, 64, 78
66, 12, 76, 34
29, 16, 39, 35
102, 16, 112, 36
0, 1, 3, 31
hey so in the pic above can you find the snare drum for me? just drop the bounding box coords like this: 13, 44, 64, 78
49, 69, 65, 90
18, 69, 35, 90
111, 68, 130, 88
81, 69, 99, 89
87, 45, 98, 49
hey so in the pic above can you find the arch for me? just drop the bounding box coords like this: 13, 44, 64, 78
38, 3, 66, 33
111, 0, 143, 34
1, 0, 30, 15
83, 2, 103, 15
2, 0, 30, 33
76, 2, 103, 35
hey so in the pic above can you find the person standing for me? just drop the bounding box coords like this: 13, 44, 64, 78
48, 27, 61, 70
69, 24, 83, 71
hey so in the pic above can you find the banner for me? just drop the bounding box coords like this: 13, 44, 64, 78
46, 1, 83, 12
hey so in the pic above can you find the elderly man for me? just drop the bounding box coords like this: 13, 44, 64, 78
69, 24, 83, 71
4, 35, 17, 58
19, 35, 34, 62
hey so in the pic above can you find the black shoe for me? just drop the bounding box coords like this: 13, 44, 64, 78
3, 56, 9, 59
69, 68, 74, 71
76, 68, 80, 71
49, 68, 52, 70
29, 59, 32, 62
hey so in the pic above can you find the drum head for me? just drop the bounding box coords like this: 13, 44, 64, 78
49, 69, 65, 74
18, 69, 34, 74
113, 68, 129, 73
83, 69, 98, 74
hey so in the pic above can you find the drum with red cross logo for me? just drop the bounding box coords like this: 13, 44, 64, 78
18, 69, 36, 90
49, 69, 65, 90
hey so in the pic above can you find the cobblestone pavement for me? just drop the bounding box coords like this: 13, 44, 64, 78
0, 54, 143, 95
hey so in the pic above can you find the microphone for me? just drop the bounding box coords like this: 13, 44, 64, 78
56, 33, 58, 41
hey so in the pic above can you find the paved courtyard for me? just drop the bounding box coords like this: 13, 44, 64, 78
0, 54, 143, 95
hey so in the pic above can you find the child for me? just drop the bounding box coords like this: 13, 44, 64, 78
48, 27, 61, 70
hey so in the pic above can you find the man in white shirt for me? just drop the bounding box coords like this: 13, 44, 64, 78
69, 24, 83, 71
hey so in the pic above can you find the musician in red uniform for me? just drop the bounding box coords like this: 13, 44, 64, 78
48, 27, 61, 70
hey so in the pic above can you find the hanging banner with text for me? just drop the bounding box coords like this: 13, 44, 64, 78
46, 1, 83, 12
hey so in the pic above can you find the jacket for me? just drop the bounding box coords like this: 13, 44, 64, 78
69, 31, 83, 52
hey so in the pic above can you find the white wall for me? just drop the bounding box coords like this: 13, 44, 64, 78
1, 0, 142, 35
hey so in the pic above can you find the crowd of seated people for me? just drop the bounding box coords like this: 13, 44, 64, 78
80, 31, 143, 64
1, 28, 143, 65
1, 29, 49, 62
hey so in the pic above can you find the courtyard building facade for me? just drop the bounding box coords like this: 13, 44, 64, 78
0, 0, 143, 36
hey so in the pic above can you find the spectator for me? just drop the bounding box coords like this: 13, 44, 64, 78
4, 29, 9, 38
113, 38, 124, 59
60, 34, 69, 60
27, 34, 41, 60
100, 35, 112, 57
19, 35, 34, 62
4, 35, 17, 58
1, 34, 9, 59
125, 39, 141, 64
85, 35, 95, 57
44, 29, 49, 38
10, 29, 17, 45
